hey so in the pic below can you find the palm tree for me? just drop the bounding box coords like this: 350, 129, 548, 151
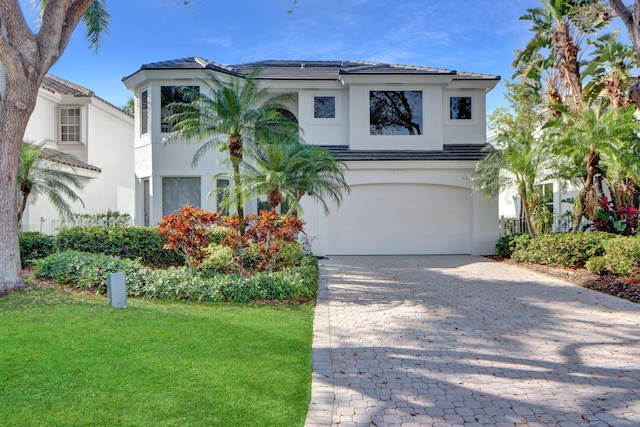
17, 142, 84, 225
240, 131, 350, 215
548, 103, 640, 231
513, 0, 607, 113
164, 70, 295, 234
583, 33, 636, 109
473, 82, 550, 237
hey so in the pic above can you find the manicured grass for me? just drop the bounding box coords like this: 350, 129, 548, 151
0, 287, 314, 426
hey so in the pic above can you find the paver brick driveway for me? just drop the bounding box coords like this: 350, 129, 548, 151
305, 256, 640, 427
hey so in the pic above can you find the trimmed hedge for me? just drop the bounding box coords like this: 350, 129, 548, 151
19, 232, 56, 267
585, 236, 640, 275
56, 226, 182, 266
33, 251, 318, 303
495, 233, 530, 258
511, 232, 615, 267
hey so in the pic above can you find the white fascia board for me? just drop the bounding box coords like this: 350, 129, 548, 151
445, 79, 500, 91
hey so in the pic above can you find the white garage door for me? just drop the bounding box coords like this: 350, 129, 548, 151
325, 183, 471, 255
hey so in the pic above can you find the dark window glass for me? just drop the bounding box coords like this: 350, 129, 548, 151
450, 96, 472, 120
314, 96, 336, 118
162, 177, 201, 216
141, 91, 148, 135
370, 91, 422, 135
161, 86, 199, 132
216, 179, 230, 216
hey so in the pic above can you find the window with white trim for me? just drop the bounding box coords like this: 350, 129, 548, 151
161, 86, 198, 133
450, 96, 472, 120
216, 178, 230, 216
141, 90, 148, 135
59, 107, 82, 143
314, 96, 336, 118
162, 177, 201, 216
370, 90, 423, 135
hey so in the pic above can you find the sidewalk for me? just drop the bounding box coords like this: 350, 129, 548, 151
305, 255, 640, 427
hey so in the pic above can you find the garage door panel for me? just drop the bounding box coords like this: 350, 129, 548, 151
326, 184, 470, 255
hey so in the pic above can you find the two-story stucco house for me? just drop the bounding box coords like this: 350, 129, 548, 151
22, 74, 135, 233
122, 57, 500, 255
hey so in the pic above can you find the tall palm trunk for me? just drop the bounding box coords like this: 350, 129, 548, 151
17, 185, 30, 225
518, 185, 538, 237
229, 134, 245, 234
268, 188, 282, 212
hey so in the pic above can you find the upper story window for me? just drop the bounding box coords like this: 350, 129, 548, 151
140, 90, 148, 135
314, 96, 336, 118
370, 90, 422, 135
59, 107, 82, 143
450, 96, 472, 120
161, 86, 198, 133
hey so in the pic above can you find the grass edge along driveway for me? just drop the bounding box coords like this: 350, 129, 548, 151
0, 287, 314, 427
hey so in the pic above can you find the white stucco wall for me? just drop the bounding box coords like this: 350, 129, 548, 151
21, 86, 134, 233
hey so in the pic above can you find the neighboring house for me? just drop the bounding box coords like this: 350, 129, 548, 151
122, 57, 500, 255
21, 74, 135, 234
487, 130, 577, 234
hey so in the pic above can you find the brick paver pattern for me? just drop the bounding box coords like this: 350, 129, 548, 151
305, 256, 640, 427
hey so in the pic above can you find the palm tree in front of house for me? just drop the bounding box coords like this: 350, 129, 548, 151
239, 130, 350, 215
164, 70, 295, 234
17, 142, 84, 225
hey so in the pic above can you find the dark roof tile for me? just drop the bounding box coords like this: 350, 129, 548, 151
319, 144, 490, 161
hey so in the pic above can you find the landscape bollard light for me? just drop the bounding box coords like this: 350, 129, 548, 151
107, 272, 127, 308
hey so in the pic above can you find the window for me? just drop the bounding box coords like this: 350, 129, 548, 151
141, 90, 148, 135
161, 86, 198, 133
314, 96, 336, 118
162, 177, 201, 216
370, 90, 422, 135
450, 96, 472, 120
60, 107, 82, 143
216, 179, 230, 216
257, 197, 271, 214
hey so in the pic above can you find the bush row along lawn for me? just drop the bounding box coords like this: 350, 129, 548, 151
0, 287, 314, 427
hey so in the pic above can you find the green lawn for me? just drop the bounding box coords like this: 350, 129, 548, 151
0, 287, 314, 427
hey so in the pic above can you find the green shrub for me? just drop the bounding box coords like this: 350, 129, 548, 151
19, 232, 56, 267
511, 232, 614, 267
495, 233, 530, 258
585, 236, 640, 275
33, 251, 149, 294
277, 241, 305, 267
201, 244, 237, 273
33, 252, 319, 303
57, 226, 181, 266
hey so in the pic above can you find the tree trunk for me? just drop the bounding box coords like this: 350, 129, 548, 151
571, 149, 600, 232
0, 79, 41, 293
609, 1, 640, 109
228, 134, 245, 234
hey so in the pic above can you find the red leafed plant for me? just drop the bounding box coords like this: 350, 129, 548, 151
157, 205, 221, 268
220, 211, 306, 270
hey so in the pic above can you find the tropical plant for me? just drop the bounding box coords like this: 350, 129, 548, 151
163, 71, 296, 234
513, 0, 607, 113
17, 142, 84, 225
473, 82, 551, 237
157, 205, 221, 268
583, 33, 636, 109
608, 0, 640, 107
547, 103, 640, 231
241, 130, 350, 214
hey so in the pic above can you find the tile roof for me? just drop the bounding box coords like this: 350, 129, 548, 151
41, 74, 132, 116
125, 57, 500, 81
41, 148, 102, 173
320, 144, 490, 161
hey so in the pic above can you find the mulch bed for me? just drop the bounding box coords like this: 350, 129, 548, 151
495, 257, 640, 304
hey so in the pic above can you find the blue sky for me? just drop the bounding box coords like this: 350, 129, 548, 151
26, 1, 554, 114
